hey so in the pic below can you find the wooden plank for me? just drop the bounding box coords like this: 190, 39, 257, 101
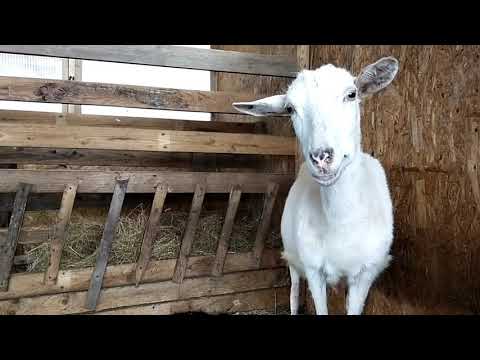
0, 45, 299, 78
135, 184, 168, 286
0, 268, 288, 315
85, 177, 129, 310
172, 184, 206, 284
0, 76, 265, 114
0, 170, 294, 194
0, 148, 271, 172
0, 183, 32, 291
0, 227, 50, 245
295, 45, 310, 175
44, 184, 78, 285
253, 183, 280, 266
0, 123, 295, 155
0, 249, 284, 301
95, 287, 290, 315
211, 185, 242, 276
0, 110, 259, 133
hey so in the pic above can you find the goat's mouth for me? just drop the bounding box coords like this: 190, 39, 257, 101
310, 157, 351, 186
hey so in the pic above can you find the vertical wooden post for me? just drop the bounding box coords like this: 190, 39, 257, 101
252, 182, 279, 267
295, 45, 310, 174
211, 185, 242, 276
135, 183, 168, 286
85, 177, 129, 311
172, 183, 206, 284
0, 183, 32, 292
44, 183, 78, 285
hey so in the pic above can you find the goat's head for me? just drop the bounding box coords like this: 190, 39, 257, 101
233, 56, 399, 186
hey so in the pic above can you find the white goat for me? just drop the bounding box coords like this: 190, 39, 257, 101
233, 57, 399, 315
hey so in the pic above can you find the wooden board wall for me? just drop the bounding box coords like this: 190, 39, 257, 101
310, 45, 480, 314
211, 45, 298, 235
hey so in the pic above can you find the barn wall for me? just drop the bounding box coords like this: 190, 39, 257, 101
212, 45, 298, 230
310, 45, 480, 314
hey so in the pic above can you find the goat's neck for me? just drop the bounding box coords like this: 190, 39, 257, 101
318, 153, 364, 223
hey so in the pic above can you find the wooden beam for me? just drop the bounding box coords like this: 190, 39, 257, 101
0, 170, 294, 194
95, 287, 290, 315
135, 184, 168, 286
211, 185, 242, 276
172, 184, 206, 284
0, 227, 50, 245
85, 177, 129, 310
0, 148, 271, 172
0, 249, 284, 301
0, 183, 32, 291
0, 45, 299, 78
0, 76, 265, 114
0, 110, 259, 133
295, 46, 310, 174
253, 183, 280, 266
44, 184, 78, 285
0, 268, 288, 315
0, 123, 296, 155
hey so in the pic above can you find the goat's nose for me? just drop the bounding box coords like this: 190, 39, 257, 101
309, 147, 334, 166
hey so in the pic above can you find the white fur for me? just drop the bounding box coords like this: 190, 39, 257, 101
233, 57, 398, 315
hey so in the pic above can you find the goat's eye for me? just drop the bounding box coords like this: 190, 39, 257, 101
346, 90, 357, 101
285, 105, 294, 114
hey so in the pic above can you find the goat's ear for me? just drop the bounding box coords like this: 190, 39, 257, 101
355, 56, 399, 98
233, 95, 288, 117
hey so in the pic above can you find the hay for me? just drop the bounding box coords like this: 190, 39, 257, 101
20, 203, 282, 273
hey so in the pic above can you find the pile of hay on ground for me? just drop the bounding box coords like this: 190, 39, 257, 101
21, 203, 282, 273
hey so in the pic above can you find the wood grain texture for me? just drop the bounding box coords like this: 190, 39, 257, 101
253, 183, 280, 266
44, 184, 77, 285
0, 249, 284, 301
0, 183, 32, 291
0, 148, 277, 174
0, 123, 295, 155
211, 185, 242, 276
0, 268, 288, 315
172, 184, 206, 283
310, 45, 480, 315
135, 184, 168, 285
85, 178, 129, 310
0, 76, 266, 114
0, 227, 50, 245
95, 287, 290, 315
0, 110, 259, 133
0, 45, 299, 77
0, 169, 293, 194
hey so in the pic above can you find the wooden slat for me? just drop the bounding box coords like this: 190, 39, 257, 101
0, 183, 32, 291
0, 268, 288, 315
0, 249, 284, 301
85, 177, 129, 310
44, 184, 77, 285
135, 184, 168, 286
0, 45, 299, 78
95, 287, 290, 315
295, 45, 310, 174
0, 148, 270, 173
0, 170, 294, 194
0, 227, 50, 245
0, 110, 259, 133
211, 185, 242, 276
253, 183, 280, 266
172, 184, 206, 284
0, 76, 264, 114
0, 123, 295, 155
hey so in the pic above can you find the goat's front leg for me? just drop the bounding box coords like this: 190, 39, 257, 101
346, 268, 378, 315
304, 268, 327, 315
288, 265, 301, 315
